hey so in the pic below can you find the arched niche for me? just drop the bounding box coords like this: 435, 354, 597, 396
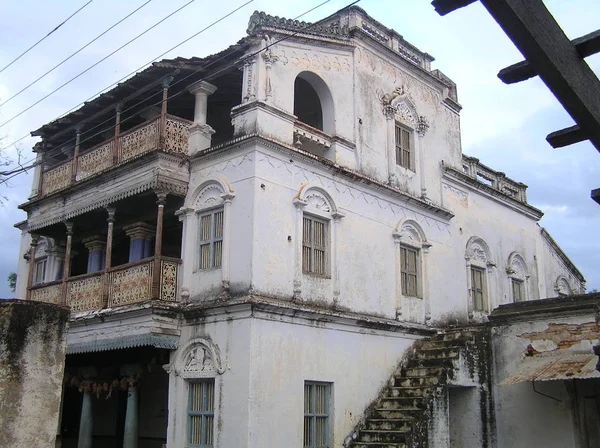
555, 276, 572, 297
293, 71, 335, 135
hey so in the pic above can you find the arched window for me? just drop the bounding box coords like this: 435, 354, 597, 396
506, 252, 528, 302
293, 71, 334, 134
465, 237, 494, 315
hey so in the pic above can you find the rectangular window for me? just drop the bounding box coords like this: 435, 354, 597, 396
470, 267, 486, 311
304, 382, 331, 448
302, 215, 329, 276
198, 209, 224, 270
33, 259, 47, 285
395, 124, 412, 170
400, 246, 419, 297
188, 379, 215, 447
512, 279, 524, 302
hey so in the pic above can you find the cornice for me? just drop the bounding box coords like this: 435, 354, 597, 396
443, 166, 544, 221
540, 227, 585, 282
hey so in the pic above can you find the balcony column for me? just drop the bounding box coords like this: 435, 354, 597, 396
104, 207, 116, 270
71, 129, 81, 184
83, 235, 106, 273
29, 143, 43, 199
121, 364, 141, 448
159, 77, 173, 147
113, 104, 122, 164
61, 222, 74, 305
187, 81, 217, 156
25, 234, 40, 300
152, 190, 167, 299
123, 223, 155, 262
77, 367, 96, 448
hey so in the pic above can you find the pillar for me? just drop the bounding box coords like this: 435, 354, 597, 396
220, 193, 235, 295
26, 234, 40, 300
159, 77, 173, 147
61, 222, 74, 305
104, 207, 116, 270
77, 367, 96, 448
187, 80, 217, 156
416, 116, 430, 199
331, 211, 345, 306
83, 235, 106, 273
123, 223, 155, 263
71, 129, 81, 183
176, 207, 195, 302
292, 198, 307, 299
384, 105, 396, 183
113, 104, 122, 164
121, 364, 141, 448
392, 232, 403, 319
29, 144, 43, 198
152, 191, 167, 299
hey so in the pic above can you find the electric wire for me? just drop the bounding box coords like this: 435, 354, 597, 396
3, 0, 356, 178
0, 0, 94, 75
0, 0, 198, 129
34, 0, 340, 162
0, 0, 153, 108
0, 0, 255, 152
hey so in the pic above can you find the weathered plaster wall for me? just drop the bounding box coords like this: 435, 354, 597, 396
490, 314, 597, 448
0, 299, 69, 448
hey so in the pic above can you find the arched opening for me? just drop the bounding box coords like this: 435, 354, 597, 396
293, 71, 334, 134
294, 77, 323, 130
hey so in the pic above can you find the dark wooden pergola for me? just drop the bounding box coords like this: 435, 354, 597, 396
431, 0, 600, 204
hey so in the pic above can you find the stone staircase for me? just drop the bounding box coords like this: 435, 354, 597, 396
344, 329, 479, 448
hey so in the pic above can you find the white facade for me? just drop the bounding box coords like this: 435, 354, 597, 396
15, 6, 589, 448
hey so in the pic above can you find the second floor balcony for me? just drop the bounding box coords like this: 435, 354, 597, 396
39, 114, 192, 197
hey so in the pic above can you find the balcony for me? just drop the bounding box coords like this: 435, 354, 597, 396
40, 115, 192, 197
461, 155, 528, 203
29, 256, 181, 312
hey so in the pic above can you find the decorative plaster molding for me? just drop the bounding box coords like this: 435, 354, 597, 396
169, 337, 225, 378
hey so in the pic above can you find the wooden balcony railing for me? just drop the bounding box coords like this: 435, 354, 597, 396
29, 256, 181, 312
40, 115, 192, 197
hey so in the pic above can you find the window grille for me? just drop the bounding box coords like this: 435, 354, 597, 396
302, 215, 328, 276
198, 209, 223, 269
512, 278, 524, 302
188, 379, 215, 447
304, 382, 331, 448
33, 259, 47, 285
470, 266, 486, 311
400, 246, 419, 296
395, 124, 412, 170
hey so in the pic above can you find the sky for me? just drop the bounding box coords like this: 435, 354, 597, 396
0, 0, 598, 297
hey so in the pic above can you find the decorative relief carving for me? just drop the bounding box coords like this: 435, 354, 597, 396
31, 283, 62, 304
242, 55, 256, 102
290, 50, 350, 72
246, 10, 349, 37
361, 23, 389, 43
173, 338, 225, 378
77, 142, 114, 181
400, 223, 421, 245
195, 183, 225, 209
417, 116, 430, 137
164, 117, 190, 154
160, 260, 178, 301
305, 191, 331, 212
469, 243, 487, 264
67, 274, 104, 312
108, 262, 153, 307
43, 161, 72, 195
119, 119, 159, 162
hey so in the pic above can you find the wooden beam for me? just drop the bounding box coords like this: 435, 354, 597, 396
546, 125, 587, 148
431, 0, 477, 15
499, 29, 600, 84
592, 187, 600, 206
480, 0, 600, 152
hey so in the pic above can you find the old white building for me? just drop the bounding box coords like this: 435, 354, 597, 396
14, 7, 593, 448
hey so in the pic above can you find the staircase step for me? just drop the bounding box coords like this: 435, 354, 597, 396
385, 387, 439, 399
392, 376, 440, 388
405, 357, 455, 369
372, 407, 423, 419
365, 419, 413, 431
437, 330, 475, 342
401, 366, 445, 378
350, 442, 406, 448
415, 347, 459, 360
360, 429, 409, 443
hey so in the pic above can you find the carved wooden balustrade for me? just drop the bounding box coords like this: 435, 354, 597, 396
40, 115, 191, 197
29, 256, 181, 312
